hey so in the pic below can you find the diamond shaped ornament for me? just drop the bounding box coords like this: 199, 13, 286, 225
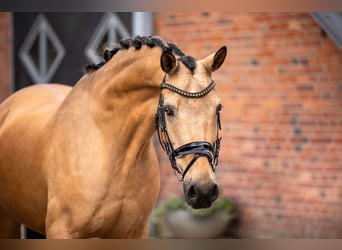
19, 14, 65, 83
85, 13, 131, 64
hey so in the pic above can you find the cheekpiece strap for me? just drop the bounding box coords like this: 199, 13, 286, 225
156, 75, 221, 182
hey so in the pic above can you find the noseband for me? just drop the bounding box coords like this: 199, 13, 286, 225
155, 75, 222, 181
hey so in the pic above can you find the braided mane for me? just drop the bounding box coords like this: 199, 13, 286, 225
85, 36, 187, 73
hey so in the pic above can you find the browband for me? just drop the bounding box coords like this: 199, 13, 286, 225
160, 81, 216, 98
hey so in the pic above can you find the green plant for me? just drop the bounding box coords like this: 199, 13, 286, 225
152, 196, 237, 223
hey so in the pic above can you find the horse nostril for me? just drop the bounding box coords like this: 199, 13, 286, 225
211, 183, 219, 201
187, 185, 197, 199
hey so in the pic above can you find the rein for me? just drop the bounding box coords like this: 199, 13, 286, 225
155, 75, 222, 181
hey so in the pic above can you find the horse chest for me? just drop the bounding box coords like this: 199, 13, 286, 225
80, 197, 151, 238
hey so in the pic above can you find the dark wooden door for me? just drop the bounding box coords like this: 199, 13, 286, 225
13, 12, 132, 89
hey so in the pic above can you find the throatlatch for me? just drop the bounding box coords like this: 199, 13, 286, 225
155, 75, 221, 181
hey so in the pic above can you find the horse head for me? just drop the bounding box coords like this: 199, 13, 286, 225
156, 45, 227, 209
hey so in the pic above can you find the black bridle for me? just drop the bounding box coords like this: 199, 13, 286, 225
155, 75, 222, 181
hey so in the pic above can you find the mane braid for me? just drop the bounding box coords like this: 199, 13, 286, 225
84, 36, 185, 73
178, 56, 196, 73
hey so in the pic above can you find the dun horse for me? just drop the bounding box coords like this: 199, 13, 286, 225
0, 36, 227, 238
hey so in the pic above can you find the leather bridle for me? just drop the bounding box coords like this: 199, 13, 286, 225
155, 75, 222, 181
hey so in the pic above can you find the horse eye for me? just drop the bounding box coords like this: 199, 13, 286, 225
164, 106, 174, 116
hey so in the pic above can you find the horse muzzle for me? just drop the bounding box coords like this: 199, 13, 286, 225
183, 179, 219, 209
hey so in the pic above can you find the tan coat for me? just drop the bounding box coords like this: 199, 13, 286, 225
0, 37, 226, 238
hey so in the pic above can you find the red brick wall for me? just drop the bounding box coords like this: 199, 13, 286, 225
0, 12, 11, 102
155, 12, 342, 238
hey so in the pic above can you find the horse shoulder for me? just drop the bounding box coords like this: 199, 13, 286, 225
0, 83, 72, 234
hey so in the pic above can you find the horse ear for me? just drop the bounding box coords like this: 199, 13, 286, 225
203, 46, 227, 72
161, 50, 177, 74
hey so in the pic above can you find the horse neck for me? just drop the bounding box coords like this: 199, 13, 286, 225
84, 47, 163, 151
